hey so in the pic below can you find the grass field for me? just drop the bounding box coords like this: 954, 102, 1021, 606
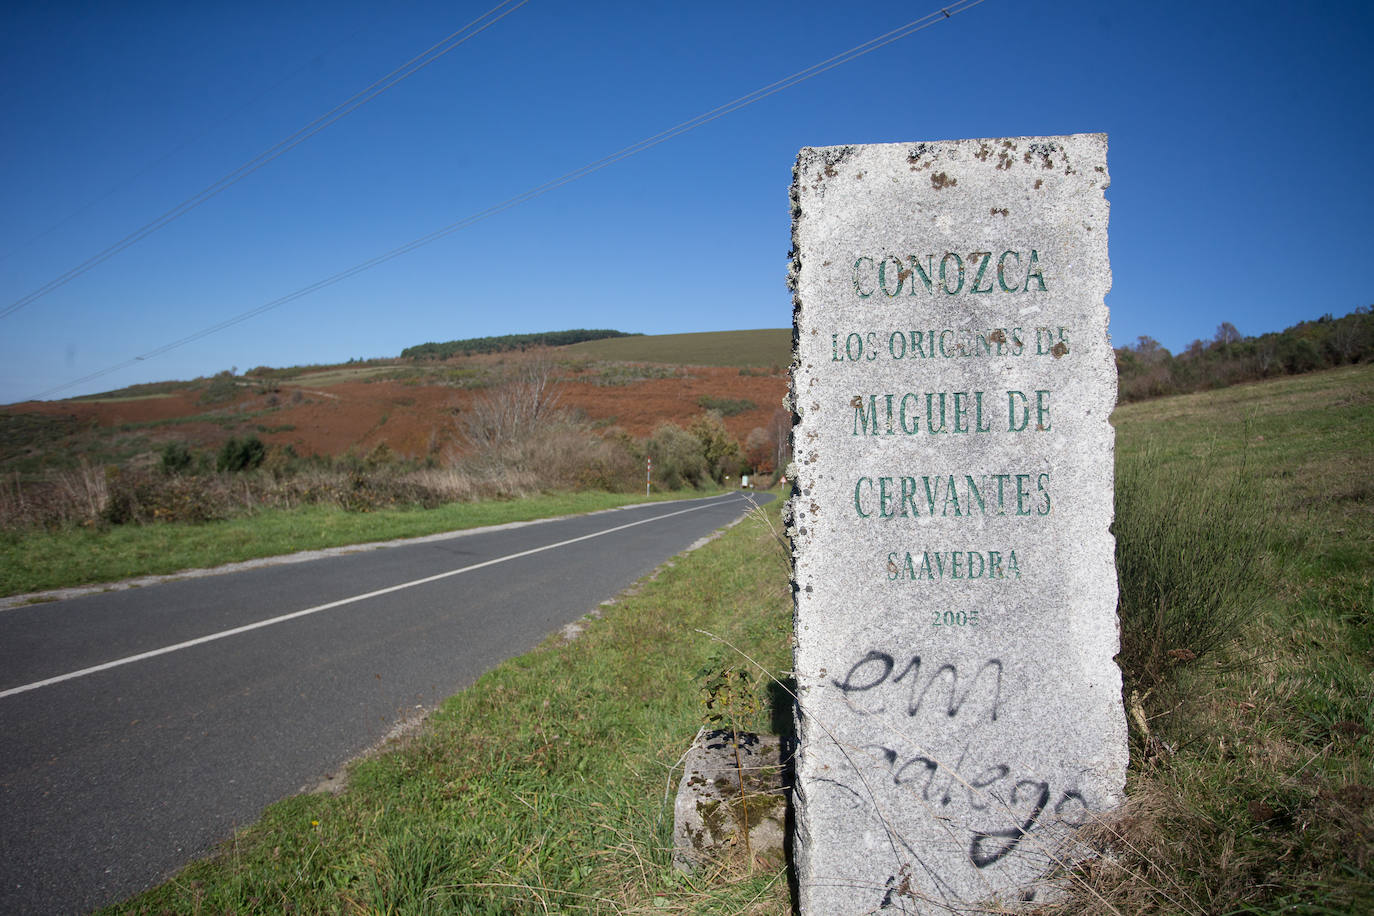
0, 489, 725, 599
1074, 362, 1374, 914
563, 330, 792, 369
83, 363, 1374, 914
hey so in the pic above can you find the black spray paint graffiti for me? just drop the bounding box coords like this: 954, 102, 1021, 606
833, 649, 1005, 720
829, 650, 1092, 870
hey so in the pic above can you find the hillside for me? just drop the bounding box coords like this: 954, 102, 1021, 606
562, 328, 791, 367
1, 330, 791, 475
97, 361, 1374, 915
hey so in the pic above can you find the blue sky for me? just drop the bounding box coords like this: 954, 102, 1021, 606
2, 0, 1370, 404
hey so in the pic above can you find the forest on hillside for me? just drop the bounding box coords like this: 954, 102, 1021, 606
400, 329, 636, 360
1115, 305, 1371, 402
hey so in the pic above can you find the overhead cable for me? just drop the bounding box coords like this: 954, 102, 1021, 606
0, 3, 410, 268
27, 0, 987, 401
0, 0, 528, 322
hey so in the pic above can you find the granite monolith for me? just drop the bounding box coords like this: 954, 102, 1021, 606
787, 135, 1126, 913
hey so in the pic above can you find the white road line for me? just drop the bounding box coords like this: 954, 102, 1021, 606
1, 494, 751, 700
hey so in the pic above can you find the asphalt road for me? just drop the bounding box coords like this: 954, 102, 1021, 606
0, 491, 772, 914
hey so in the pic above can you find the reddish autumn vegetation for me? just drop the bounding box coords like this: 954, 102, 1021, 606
0, 336, 793, 530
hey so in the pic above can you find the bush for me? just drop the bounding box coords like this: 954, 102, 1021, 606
217, 436, 266, 473
198, 371, 240, 405
647, 423, 710, 490
688, 412, 744, 483
696, 396, 757, 416
160, 441, 194, 475
1113, 450, 1271, 692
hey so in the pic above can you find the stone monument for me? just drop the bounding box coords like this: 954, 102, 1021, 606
787, 135, 1126, 913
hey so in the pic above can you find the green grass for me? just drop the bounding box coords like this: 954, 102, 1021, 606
290, 364, 407, 385
0, 489, 727, 598
1047, 363, 1374, 914
106, 493, 793, 915
81, 364, 1374, 914
68, 380, 196, 401
563, 330, 791, 369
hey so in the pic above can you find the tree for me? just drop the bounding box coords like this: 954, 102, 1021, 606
461, 352, 563, 449
1213, 322, 1241, 347
744, 427, 773, 474
770, 407, 793, 476
1132, 335, 1169, 364
687, 411, 743, 483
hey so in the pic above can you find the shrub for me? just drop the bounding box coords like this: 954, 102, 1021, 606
217, 436, 266, 473
160, 441, 194, 475
647, 423, 709, 490
1113, 449, 1271, 692
688, 412, 743, 483
744, 427, 774, 474
198, 371, 240, 406
696, 395, 757, 416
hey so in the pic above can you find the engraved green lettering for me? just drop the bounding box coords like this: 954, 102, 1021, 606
953, 391, 970, 433
997, 250, 1021, 292
900, 394, 920, 434
970, 251, 994, 293
927, 393, 948, 433
922, 476, 939, 516
944, 474, 963, 517
879, 476, 895, 518
879, 256, 905, 297
968, 551, 985, 578
1008, 390, 1029, 432
901, 476, 919, 516
993, 474, 1011, 514
940, 252, 965, 295
853, 256, 875, 298
908, 255, 935, 294
853, 395, 879, 436
974, 391, 991, 432
1035, 390, 1051, 431
854, 477, 872, 517
1015, 474, 1032, 516
964, 475, 986, 514
952, 551, 964, 579
1023, 249, 1047, 292
1037, 472, 1052, 515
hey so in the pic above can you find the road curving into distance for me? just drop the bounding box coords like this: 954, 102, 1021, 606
0, 491, 772, 914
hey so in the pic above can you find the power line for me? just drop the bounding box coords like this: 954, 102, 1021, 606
27, 0, 987, 402
0, 0, 528, 322
0, 2, 417, 268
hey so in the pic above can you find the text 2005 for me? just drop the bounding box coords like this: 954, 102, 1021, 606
932, 609, 980, 627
